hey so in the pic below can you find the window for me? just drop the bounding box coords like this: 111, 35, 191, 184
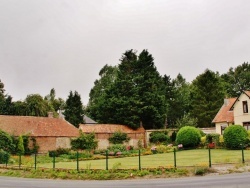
243, 101, 248, 113
243, 122, 250, 130
221, 124, 227, 135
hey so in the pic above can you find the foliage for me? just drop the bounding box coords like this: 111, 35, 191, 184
175, 113, 198, 128
206, 133, 220, 145
87, 49, 167, 129
166, 74, 191, 127
17, 136, 25, 155
0, 129, 14, 153
44, 88, 65, 113
0, 149, 10, 164
221, 62, 250, 97
86, 64, 118, 122
71, 132, 98, 151
175, 126, 201, 148
107, 144, 127, 152
171, 131, 177, 142
223, 125, 248, 149
198, 129, 206, 137
149, 131, 170, 144
108, 131, 130, 144
190, 69, 226, 127
25, 94, 54, 117
64, 91, 84, 128
48, 148, 71, 157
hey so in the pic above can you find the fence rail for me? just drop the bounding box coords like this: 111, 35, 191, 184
1, 148, 250, 171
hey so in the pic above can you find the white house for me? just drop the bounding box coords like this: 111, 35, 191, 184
212, 91, 250, 134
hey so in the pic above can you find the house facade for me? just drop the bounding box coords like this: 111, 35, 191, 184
0, 115, 79, 153
79, 124, 146, 149
212, 91, 250, 134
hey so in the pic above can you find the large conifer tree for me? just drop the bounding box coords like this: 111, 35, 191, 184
190, 69, 225, 127
64, 91, 84, 128
87, 49, 167, 129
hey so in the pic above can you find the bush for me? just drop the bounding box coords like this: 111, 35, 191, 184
48, 148, 71, 157
149, 131, 170, 144
0, 130, 14, 153
223, 125, 248, 149
108, 131, 130, 144
0, 149, 10, 164
71, 132, 98, 151
206, 133, 220, 145
175, 126, 201, 148
108, 144, 126, 152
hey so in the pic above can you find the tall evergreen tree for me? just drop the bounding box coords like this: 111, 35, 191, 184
64, 91, 84, 128
87, 64, 117, 121
190, 69, 225, 127
88, 49, 167, 129
166, 74, 191, 127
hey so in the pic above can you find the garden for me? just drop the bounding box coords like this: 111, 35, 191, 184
1, 125, 250, 179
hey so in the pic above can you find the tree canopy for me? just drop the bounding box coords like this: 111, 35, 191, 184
190, 69, 225, 127
64, 91, 84, 128
87, 49, 167, 129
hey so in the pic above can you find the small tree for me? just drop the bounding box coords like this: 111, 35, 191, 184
108, 131, 130, 144
17, 136, 25, 155
176, 126, 201, 148
223, 125, 248, 149
0, 130, 14, 153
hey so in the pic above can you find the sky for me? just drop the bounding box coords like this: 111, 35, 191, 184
1, 0, 250, 105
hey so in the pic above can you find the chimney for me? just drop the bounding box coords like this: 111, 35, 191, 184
224, 99, 229, 106
47, 112, 53, 118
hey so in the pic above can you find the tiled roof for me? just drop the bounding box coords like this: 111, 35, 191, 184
212, 98, 236, 123
79, 124, 145, 134
244, 90, 250, 97
0, 115, 79, 137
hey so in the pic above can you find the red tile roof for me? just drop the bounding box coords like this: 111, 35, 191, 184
79, 124, 145, 134
0, 115, 79, 137
212, 98, 236, 123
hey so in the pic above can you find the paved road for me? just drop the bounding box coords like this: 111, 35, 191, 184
1, 173, 250, 188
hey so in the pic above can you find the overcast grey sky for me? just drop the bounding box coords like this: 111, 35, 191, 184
1, 0, 250, 105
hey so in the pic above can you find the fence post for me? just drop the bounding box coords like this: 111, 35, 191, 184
139, 150, 141, 170
208, 148, 212, 168
4, 153, 8, 167
106, 150, 108, 170
34, 153, 37, 170
53, 153, 55, 170
76, 151, 79, 172
19, 154, 21, 169
174, 148, 176, 168
241, 145, 245, 164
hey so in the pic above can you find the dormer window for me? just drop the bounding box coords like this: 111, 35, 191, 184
243, 101, 248, 113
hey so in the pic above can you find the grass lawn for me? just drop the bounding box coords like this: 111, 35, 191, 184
36, 149, 250, 170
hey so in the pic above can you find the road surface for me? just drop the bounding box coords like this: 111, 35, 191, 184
1, 173, 250, 188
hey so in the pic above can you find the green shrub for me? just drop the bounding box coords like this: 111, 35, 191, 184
48, 148, 71, 157
149, 131, 170, 144
0, 149, 10, 164
67, 151, 93, 159
0, 130, 14, 153
175, 126, 201, 148
108, 144, 126, 152
108, 131, 130, 144
223, 125, 248, 149
206, 133, 220, 144
17, 136, 25, 155
155, 145, 168, 153
71, 132, 98, 151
